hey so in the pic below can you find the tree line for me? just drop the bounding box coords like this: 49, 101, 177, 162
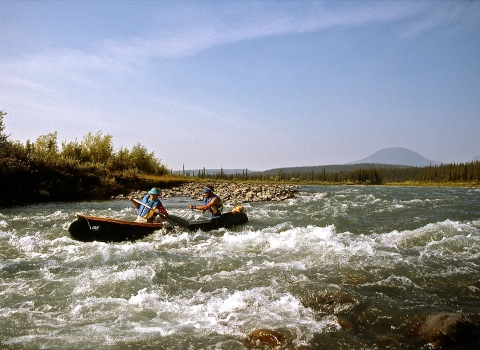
183, 162, 480, 185
0, 111, 168, 177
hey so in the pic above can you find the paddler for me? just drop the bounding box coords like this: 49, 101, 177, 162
129, 188, 168, 223
188, 185, 222, 218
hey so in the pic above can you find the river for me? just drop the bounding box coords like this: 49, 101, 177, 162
1, 186, 479, 349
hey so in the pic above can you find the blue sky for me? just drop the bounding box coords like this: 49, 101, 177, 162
1, 1, 479, 170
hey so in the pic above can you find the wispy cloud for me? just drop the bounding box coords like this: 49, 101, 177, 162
2, 1, 474, 79
123, 1, 472, 58
101, 2, 425, 61
399, 2, 479, 38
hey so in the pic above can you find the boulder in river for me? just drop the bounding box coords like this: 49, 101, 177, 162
247, 328, 287, 348
302, 290, 362, 315
410, 312, 478, 348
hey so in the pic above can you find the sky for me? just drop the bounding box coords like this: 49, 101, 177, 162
1, 0, 479, 171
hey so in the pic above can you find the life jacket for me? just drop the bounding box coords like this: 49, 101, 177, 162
138, 194, 161, 219
203, 194, 222, 217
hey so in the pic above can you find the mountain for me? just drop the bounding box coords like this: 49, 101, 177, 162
348, 147, 442, 167
260, 163, 410, 176
174, 148, 446, 175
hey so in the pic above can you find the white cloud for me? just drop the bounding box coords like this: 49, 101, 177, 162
99, 2, 427, 61
2, 2, 473, 80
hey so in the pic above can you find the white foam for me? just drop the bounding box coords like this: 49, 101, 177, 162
362, 275, 420, 289
8, 233, 44, 254
67, 285, 335, 346
1, 188, 479, 348
298, 192, 328, 202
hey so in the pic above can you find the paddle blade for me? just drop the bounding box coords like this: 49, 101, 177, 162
164, 214, 190, 228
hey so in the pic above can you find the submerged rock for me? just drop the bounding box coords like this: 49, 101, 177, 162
410, 312, 478, 348
247, 329, 286, 348
302, 290, 361, 315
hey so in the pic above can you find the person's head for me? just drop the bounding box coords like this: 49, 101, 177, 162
148, 188, 160, 198
203, 186, 214, 198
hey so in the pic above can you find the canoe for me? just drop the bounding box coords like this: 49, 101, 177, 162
187, 212, 248, 231
68, 212, 249, 242
68, 214, 165, 242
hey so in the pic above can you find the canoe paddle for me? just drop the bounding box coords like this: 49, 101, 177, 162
132, 198, 190, 228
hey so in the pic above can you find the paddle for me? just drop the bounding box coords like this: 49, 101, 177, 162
132, 198, 190, 228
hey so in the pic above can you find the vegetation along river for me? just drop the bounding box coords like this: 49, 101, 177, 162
1, 186, 479, 349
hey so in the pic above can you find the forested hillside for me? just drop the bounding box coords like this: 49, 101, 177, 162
185, 163, 480, 185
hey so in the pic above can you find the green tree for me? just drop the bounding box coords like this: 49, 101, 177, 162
33, 132, 58, 162
61, 139, 83, 160
0, 111, 10, 156
110, 147, 131, 171
128, 143, 167, 174
24, 139, 35, 156
80, 131, 113, 165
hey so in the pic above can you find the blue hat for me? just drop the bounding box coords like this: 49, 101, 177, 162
203, 187, 212, 193
149, 188, 160, 195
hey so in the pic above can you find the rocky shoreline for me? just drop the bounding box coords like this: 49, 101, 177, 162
116, 182, 299, 204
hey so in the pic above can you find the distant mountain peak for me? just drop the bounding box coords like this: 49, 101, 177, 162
348, 147, 442, 167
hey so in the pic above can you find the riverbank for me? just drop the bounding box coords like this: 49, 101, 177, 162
117, 182, 299, 205
1, 165, 478, 208
116, 179, 479, 206
384, 180, 480, 188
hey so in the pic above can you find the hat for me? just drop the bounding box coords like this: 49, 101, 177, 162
203, 187, 212, 193
149, 188, 160, 195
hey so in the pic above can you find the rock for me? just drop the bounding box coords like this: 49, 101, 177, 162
37, 189, 50, 196
410, 312, 478, 348
247, 329, 286, 348
336, 317, 357, 332
302, 290, 361, 314
125, 182, 299, 205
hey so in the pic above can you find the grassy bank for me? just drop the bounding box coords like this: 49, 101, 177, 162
383, 180, 480, 188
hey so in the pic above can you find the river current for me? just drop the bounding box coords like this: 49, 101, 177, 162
1, 186, 479, 349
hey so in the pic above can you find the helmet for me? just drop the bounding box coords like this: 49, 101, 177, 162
148, 188, 160, 195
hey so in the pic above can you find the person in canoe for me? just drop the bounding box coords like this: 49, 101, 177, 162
188, 186, 222, 218
129, 188, 168, 223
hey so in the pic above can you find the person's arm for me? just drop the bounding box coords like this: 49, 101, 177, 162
154, 202, 168, 217
129, 195, 140, 209
189, 197, 219, 214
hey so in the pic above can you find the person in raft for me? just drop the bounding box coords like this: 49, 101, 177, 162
188, 186, 223, 218
129, 188, 168, 223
